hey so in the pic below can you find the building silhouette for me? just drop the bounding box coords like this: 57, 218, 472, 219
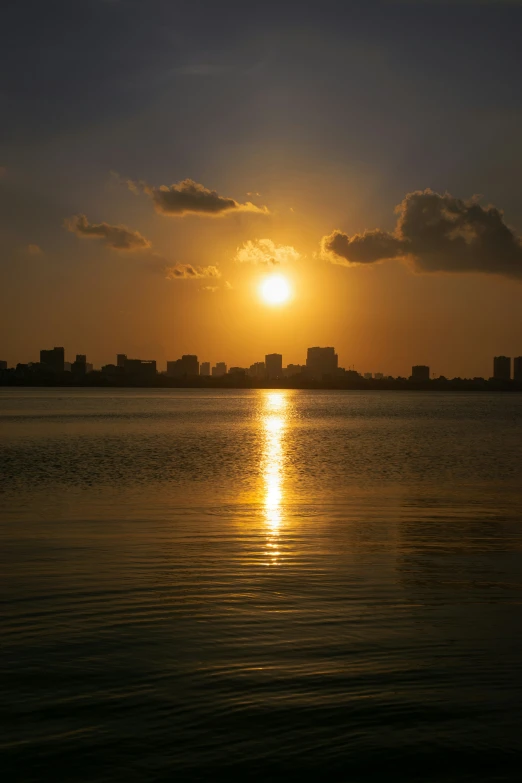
40, 347, 65, 373
0, 360, 7, 371
212, 362, 227, 377
200, 361, 210, 377
306, 347, 338, 379
123, 358, 157, 378
248, 361, 266, 379
167, 355, 199, 377
265, 353, 283, 380
411, 365, 430, 381
72, 354, 87, 374
493, 356, 511, 381
514, 356, 522, 382
283, 364, 304, 378
117, 354, 127, 368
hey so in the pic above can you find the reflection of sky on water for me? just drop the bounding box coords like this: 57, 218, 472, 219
261, 392, 288, 565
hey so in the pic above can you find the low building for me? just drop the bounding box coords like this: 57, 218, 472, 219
514, 356, 522, 382
248, 362, 266, 379
212, 362, 227, 377
167, 355, 199, 377
283, 364, 304, 378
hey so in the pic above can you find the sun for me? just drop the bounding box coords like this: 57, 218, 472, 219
260, 274, 291, 305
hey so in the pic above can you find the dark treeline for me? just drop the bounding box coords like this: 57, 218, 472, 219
1, 372, 522, 392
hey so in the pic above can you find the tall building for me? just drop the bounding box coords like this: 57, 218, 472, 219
212, 362, 227, 377
200, 361, 211, 377
40, 346, 65, 373
167, 355, 199, 377
0, 360, 7, 371
306, 347, 338, 379
265, 353, 283, 380
493, 356, 511, 381
411, 365, 430, 381
117, 354, 127, 368
514, 356, 522, 382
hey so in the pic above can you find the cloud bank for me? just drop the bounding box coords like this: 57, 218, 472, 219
321, 190, 522, 278
164, 263, 221, 280
130, 178, 268, 217
235, 238, 300, 265
65, 214, 150, 251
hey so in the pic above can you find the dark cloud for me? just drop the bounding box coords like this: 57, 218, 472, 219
65, 214, 150, 251
165, 263, 221, 280
322, 189, 522, 278
130, 178, 269, 217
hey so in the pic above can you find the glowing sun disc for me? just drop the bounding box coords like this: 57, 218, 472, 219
260, 275, 291, 305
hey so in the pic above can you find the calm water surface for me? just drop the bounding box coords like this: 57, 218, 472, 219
1, 389, 522, 781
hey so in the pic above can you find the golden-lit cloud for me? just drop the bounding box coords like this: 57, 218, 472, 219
165, 263, 221, 280
129, 178, 269, 217
235, 238, 300, 265
321, 189, 522, 278
65, 214, 151, 251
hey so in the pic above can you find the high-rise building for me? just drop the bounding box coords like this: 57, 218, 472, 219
493, 356, 511, 381
212, 362, 227, 377
117, 354, 127, 368
265, 353, 283, 379
200, 362, 211, 377
411, 365, 430, 381
0, 360, 7, 371
167, 355, 199, 377
248, 362, 266, 379
40, 346, 65, 373
514, 356, 522, 382
306, 347, 338, 379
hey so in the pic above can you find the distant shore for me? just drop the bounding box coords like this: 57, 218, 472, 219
1, 376, 522, 392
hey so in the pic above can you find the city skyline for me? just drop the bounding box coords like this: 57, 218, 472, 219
3, 343, 522, 384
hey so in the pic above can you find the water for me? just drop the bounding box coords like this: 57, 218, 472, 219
1, 388, 522, 781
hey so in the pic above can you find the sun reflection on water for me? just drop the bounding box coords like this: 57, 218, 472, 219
261, 392, 288, 564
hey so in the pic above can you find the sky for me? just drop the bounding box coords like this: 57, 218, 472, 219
2, 0, 522, 377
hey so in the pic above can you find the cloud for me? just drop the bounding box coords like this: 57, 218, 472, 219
27, 244, 43, 255
164, 263, 221, 280
129, 178, 269, 217
65, 214, 150, 251
235, 238, 300, 265
321, 189, 522, 278
200, 285, 220, 292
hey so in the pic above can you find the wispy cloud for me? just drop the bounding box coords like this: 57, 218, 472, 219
235, 238, 300, 265
65, 214, 150, 251
127, 178, 269, 217
165, 263, 221, 280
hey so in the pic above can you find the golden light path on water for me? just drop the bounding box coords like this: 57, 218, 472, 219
261, 391, 288, 565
